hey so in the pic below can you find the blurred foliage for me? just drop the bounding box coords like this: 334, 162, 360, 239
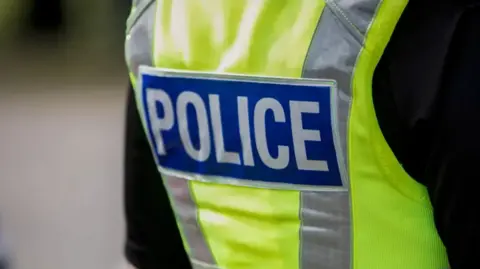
0, 0, 131, 82
0, 0, 29, 40
0, 0, 130, 49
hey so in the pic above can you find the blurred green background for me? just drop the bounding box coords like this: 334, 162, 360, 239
0, 0, 130, 80
0, 1, 131, 269
0, 0, 129, 50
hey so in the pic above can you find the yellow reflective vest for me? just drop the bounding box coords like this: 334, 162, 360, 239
125, 1, 449, 268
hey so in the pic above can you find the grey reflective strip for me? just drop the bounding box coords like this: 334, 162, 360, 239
126, 0, 154, 33
162, 175, 218, 268
326, 0, 381, 35
303, 6, 362, 176
300, 192, 351, 269
300, 1, 381, 269
125, 0, 155, 79
126, 4, 221, 267
191, 260, 221, 269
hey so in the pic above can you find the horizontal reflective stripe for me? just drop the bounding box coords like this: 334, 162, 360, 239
159, 166, 347, 192
139, 66, 345, 188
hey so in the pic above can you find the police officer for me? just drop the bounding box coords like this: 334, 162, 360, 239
124, 0, 480, 268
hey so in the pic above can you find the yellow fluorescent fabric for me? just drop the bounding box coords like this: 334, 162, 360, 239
124, 0, 454, 268
153, 1, 325, 268
350, 1, 449, 268
190, 182, 300, 269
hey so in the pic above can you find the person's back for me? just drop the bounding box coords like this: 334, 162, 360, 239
124, 1, 480, 268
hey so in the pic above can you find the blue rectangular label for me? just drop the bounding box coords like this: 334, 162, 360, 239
139, 69, 344, 187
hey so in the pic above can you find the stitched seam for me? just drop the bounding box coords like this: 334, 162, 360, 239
325, 0, 365, 46
326, 0, 363, 35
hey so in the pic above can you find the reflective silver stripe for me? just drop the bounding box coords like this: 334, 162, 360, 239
162, 175, 218, 268
126, 0, 154, 33
327, 0, 381, 35
300, 191, 351, 269
191, 260, 222, 269
303, 4, 364, 180
126, 2, 221, 267
156, 164, 344, 194
300, 1, 381, 268
125, 0, 155, 79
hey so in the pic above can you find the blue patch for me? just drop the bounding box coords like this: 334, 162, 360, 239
140, 70, 344, 187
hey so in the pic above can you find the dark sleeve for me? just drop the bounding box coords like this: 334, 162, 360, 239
124, 84, 191, 269
373, 2, 480, 269
424, 9, 480, 268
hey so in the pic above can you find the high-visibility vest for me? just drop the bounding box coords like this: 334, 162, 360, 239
125, 1, 449, 268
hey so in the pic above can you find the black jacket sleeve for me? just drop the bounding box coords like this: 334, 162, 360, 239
374, 2, 480, 268
424, 9, 480, 268
124, 86, 191, 269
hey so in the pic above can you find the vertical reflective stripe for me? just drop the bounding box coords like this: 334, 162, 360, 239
126, 0, 156, 137
300, 1, 381, 269
125, 0, 155, 81
300, 192, 351, 269
303, 4, 366, 179
162, 175, 218, 268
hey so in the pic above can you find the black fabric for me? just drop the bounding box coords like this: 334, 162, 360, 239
124, 90, 191, 269
373, 2, 480, 269
124, 1, 480, 268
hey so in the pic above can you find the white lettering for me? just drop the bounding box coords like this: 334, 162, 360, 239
254, 98, 289, 169
290, 101, 329, 171
208, 94, 241, 165
237, 97, 254, 166
148, 87, 333, 173
147, 89, 174, 155
176, 91, 211, 162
